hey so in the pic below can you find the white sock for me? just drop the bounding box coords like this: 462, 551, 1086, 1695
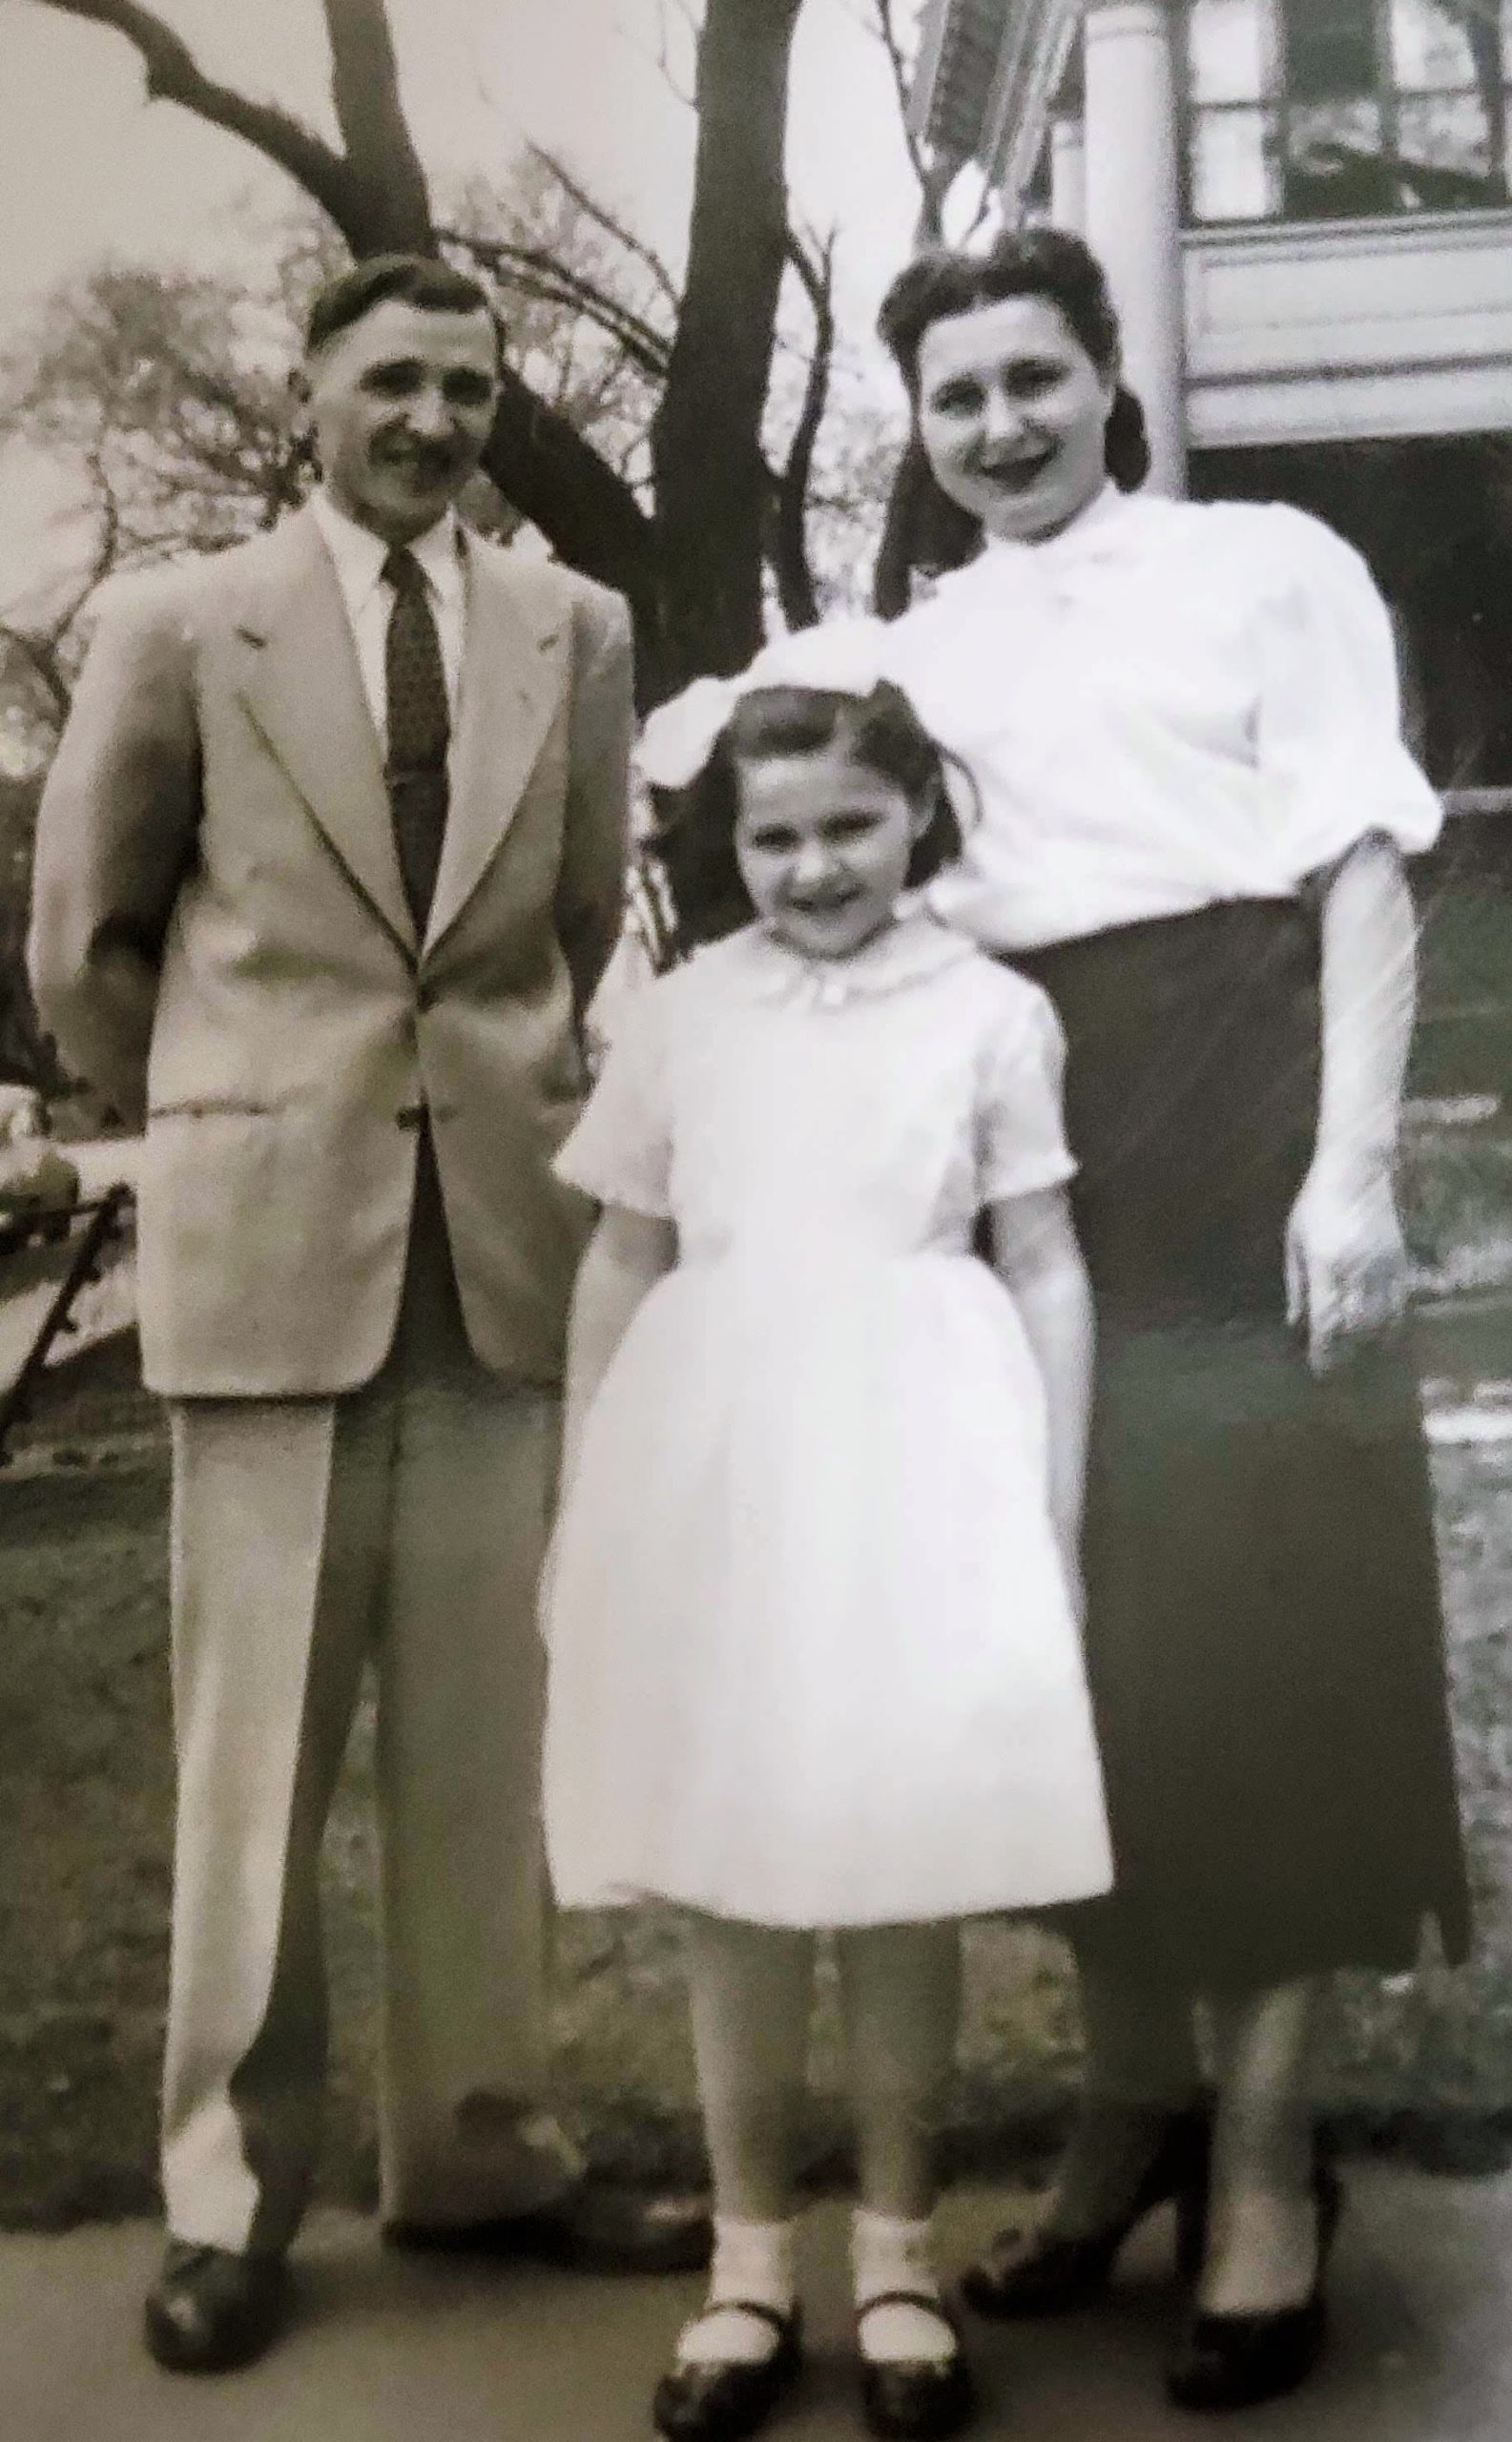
852, 2207, 955, 2365
675, 2216, 797, 2368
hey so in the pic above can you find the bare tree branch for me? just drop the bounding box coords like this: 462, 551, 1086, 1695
26, 0, 362, 237
0, 624, 75, 727
864, 0, 955, 240
650, 0, 699, 110
442, 230, 673, 381
768, 230, 835, 631
77, 450, 122, 606
525, 142, 682, 312
321, 0, 433, 246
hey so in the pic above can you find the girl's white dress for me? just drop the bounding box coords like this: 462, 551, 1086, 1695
542, 914, 1113, 1929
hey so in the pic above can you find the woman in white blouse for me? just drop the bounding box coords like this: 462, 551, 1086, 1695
874, 230, 1469, 2411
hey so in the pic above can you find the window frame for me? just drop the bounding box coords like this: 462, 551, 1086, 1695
1179, 0, 1512, 225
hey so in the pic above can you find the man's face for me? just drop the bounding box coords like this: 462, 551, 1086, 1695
300, 298, 502, 545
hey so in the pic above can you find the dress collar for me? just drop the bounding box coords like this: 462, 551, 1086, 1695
715, 910, 979, 1012
970, 481, 1166, 576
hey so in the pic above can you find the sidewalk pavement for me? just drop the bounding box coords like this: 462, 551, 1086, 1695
4, 2167, 1509, 2442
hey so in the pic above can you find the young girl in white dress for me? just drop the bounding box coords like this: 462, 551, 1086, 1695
542, 623, 1112, 2442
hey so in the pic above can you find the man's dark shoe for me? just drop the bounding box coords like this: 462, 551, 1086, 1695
384, 2179, 713, 2275
143, 2241, 292, 2374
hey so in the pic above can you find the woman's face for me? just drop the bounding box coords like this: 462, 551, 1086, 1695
734, 749, 925, 962
914, 294, 1116, 544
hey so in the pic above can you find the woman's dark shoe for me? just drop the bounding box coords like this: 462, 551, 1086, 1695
858, 2292, 976, 2440
962, 2105, 1211, 2318
1166, 2161, 1343, 2413
143, 2241, 292, 2373
652, 2301, 802, 2442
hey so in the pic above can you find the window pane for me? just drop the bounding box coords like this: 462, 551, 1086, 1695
1280, 0, 1378, 100
1189, 104, 1283, 217
1397, 90, 1505, 201
1186, 0, 1276, 104
1391, 0, 1480, 91
1284, 95, 1392, 214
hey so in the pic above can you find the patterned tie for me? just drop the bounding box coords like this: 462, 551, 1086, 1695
383, 546, 449, 932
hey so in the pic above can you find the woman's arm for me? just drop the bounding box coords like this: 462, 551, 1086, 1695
989, 1184, 1096, 1604
1286, 830, 1416, 1369
561, 1204, 677, 1490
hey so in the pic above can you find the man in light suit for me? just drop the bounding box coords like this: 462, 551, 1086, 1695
30, 256, 702, 2372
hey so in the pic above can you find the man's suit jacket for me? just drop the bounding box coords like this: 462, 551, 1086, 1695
28, 504, 632, 1397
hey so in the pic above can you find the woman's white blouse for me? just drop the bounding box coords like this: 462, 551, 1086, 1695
880, 486, 1443, 953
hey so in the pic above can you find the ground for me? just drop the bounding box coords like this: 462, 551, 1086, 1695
3, 857, 1512, 2230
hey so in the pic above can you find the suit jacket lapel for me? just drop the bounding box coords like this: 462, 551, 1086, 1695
424, 541, 568, 955
233, 507, 419, 956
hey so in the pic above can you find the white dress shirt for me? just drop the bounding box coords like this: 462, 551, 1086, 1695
309, 487, 467, 758
880, 485, 1443, 954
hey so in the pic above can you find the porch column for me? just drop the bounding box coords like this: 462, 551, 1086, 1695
1082, 0, 1187, 494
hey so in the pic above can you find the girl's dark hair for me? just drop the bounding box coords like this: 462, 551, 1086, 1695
872, 228, 1150, 614
651, 683, 967, 952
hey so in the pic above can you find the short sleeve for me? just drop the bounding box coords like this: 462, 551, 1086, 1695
1254, 506, 1442, 878
977, 983, 1077, 1206
552, 979, 673, 1216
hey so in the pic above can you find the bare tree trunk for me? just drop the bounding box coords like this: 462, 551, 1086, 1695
321, 0, 434, 247
651, 0, 805, 687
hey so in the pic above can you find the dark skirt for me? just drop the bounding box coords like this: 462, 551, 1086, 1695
1012, 900, 1471, 1989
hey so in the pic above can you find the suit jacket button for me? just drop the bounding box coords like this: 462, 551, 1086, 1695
395, 1104, 425, 1129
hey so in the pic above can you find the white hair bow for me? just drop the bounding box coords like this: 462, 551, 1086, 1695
634, 616, 899, 791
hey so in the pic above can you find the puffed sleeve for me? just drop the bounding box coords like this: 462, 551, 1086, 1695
977, 981, 1077, 1206
552, 976, 673, 1216
1253, 505, 1441, 879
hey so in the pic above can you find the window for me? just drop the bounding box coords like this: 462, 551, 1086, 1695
1283, 0, 1377, 99
1183, 0, 1512, 220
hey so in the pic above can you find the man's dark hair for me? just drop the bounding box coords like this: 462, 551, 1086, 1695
304, 254, 506, 364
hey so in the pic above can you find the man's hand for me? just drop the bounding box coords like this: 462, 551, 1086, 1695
0, 1092, 80, 1224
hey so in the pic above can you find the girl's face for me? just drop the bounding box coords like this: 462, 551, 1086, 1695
734, 748, 927, 962
915, 293, 1115, 544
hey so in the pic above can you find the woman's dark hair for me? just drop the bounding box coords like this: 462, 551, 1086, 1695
880, 227, 1123, 395
651, 682, 967, 953
872, 228, 1150, 614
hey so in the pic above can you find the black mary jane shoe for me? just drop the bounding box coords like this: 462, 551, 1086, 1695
858, 2292, 976, 2441
652, 2301, 802, 2442
1166, 2161, 1343, 2413
143, 2240, 292, 2374
962, 2104, 1211, 2319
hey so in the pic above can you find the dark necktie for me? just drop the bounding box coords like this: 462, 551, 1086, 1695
383, 546, 449, 932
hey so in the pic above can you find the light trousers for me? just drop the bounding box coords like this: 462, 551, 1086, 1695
160, 1175, 582, 2252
